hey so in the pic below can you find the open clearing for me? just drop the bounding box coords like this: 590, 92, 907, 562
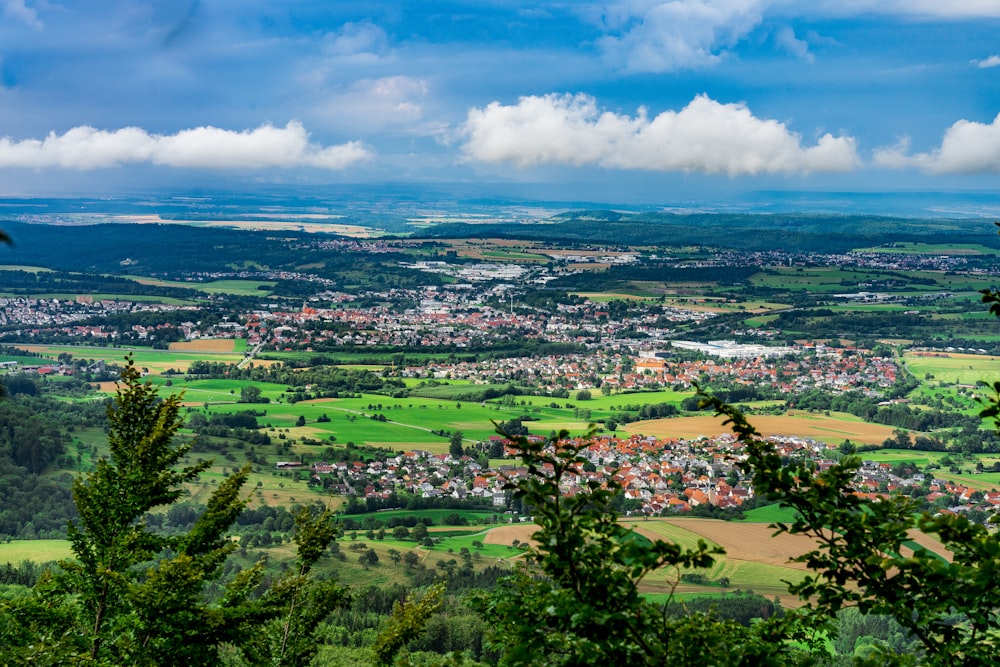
0, 539, 73, 564
483, 524, 537, 547
626, 411, 900, 445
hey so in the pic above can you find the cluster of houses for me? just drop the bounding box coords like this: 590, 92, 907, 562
288, 430, 996, 519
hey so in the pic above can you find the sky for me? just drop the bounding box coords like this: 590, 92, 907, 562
1, 0, 1000, 202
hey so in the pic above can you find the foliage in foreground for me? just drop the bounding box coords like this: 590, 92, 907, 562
474, 388, 1000, 667
0, 357, 348, 666
473, 427, 814, 666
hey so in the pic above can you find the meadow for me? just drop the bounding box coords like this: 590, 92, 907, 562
902, 351, 1000, 385
0, 540, 73, 565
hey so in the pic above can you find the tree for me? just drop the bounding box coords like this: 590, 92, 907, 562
359, 548, 379, 568
239, 385, 263, 403
0, 357, 347, 666
700, 389, 1000, 665
450, 430, 465, 458
59, 356, 256, 665
575, 389, 592, 401
411, 522, 429, 542
474, 427, 799, 666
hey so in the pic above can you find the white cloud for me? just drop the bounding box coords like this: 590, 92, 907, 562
0, 121, 373, 170
973, 55, 1000, 68
811, 1, 1000, 19
1, 0, 41, 29
308, 75, 431, 136
322, 21, 390, 63
589, 0, 1000, 72
774, 26, 813, 62
597, 0, 768, 72
461, 93, 859, 175
874, 114, 1000, 173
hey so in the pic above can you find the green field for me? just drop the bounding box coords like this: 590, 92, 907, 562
20, 344, 245, 371
0, 540, 73, 564
127, 276, 277, 296
902, 351, 1000, 385
739, 504, 799, 523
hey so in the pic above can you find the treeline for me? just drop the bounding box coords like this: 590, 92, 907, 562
341, 492, 497, 516
0, 269, 198, 300
0, 389, 106, 538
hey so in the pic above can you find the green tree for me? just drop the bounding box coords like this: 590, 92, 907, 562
449, 430, 465, 458
239, 385, 263, 403
412, 522, 429, 542
0, 357, 347, 666
474, 427, 803, 666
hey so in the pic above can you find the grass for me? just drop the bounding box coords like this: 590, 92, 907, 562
739, 504, 799, 523
903, 351, 1000, 385
126, 276, 277, 296
0, 540, 73, 564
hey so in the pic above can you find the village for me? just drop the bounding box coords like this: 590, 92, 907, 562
298, 428, 992, 521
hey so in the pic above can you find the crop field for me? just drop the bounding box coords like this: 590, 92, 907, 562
168, 339, 237, 353
127, 275, 277, 296
625, 411, 900, 445
621, 518, 812, 604
903, 351, 1000, 385
19, 344, 245, 372
483, 523, 537, 548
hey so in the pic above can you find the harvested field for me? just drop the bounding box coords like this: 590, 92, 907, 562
169, 339, 236, 352
483, 524, 537, 548
656, 518, 818, 570
626, 411, 900, 445
905, 529, 952, 562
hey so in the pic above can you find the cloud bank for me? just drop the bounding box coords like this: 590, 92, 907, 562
875, 114, 1000, 173
591, 1, 1000, 73
0, 121, 372, 170
461, 93, 858, 175
597, 0, 768, 72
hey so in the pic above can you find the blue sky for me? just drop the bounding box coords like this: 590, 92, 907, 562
1, 0, 1000, 201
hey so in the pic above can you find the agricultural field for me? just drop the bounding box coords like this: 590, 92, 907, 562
859, 448, 1000, 491
622, 518, 813, 604
625, 411, 900, 445
128, 275, 277, 296
902, 351, 1000, 386
18, 343, 246, 373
